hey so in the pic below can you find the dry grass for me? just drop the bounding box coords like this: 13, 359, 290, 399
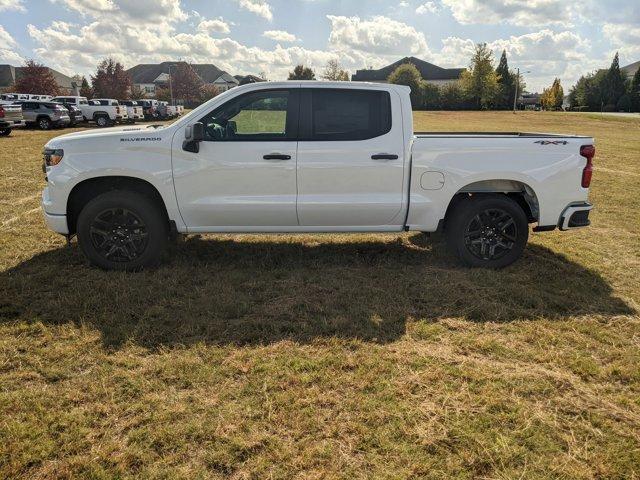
1, 112, 639, 479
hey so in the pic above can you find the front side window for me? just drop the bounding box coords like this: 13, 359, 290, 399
199, 90, 293, 141
307, 89, 391, 141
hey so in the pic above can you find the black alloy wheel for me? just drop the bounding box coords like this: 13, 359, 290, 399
464, 208, 517, 261
89, 207, 149, 263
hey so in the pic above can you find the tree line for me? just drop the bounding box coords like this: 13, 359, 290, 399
8, 51, 639, 112
568, 53, 640, 112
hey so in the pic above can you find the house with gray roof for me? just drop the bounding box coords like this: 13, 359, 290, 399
0, 64, 77, 94
126, 61, 239, 98
622, 61, 639, 79
352, 57, 464, 85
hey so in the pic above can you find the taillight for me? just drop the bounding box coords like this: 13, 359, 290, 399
0, 107, 4, 118
580, 145, 595, 188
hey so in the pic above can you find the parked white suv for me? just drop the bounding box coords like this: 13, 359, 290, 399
41, 82, 595, 270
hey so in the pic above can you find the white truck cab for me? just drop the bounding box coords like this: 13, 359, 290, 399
41, 81, 595, 270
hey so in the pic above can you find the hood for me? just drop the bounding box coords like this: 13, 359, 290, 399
45, 124, 170, 147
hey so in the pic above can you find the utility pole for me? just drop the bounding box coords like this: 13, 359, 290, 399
513, 67, 520, 113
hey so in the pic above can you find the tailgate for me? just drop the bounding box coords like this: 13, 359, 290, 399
1, 106, 23, 122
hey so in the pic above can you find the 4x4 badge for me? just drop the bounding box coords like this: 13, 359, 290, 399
534, 140, 569, 145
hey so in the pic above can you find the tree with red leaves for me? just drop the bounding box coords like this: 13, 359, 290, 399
13, 60, 61, 95
170, 63, 204, 105
91, 57, 132, 99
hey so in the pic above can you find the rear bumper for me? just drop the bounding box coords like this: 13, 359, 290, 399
0, 120, 26, 129
559, 202, 593, 231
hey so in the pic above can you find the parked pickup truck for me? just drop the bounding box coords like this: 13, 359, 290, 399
41, 82, 595, 270
51, 96, 126, 127
0, 103, 26, 136
119, 100, 144, 122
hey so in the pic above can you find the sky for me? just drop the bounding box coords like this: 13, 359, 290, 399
0, 0, 638, 92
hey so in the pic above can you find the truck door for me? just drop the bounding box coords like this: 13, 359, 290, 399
172, 88, 300, 230
296, 88, 406, 227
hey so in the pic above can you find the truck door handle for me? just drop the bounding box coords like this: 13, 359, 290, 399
263, 153, 291, 160
371, 154, 399, 160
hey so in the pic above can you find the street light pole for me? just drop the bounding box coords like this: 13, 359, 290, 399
513, 67, 520, 113
513, 68, 531, 113
168, 64, 174, 106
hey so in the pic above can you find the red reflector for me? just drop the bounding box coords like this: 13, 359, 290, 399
580, 144, 595, 188
0, 107, 4, 118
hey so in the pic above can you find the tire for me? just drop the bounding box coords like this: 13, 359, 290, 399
38, 117, 52, 130
446, 194, 529, 269
95, 115, 109, 128
77, 190, 168, 271
0, 128, 11, 137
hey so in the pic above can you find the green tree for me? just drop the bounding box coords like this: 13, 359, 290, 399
440, 82, 466, 110
13, 59, 60, 96
322, 59, 349, 81
387, 63, 422, 107
495, 50, 516, 109
288, 65, 316, 80
603, 52, 627, 108
79, 76, 93, 98
91, 57, 132, 99
420, 82, 441, 110
629, 67, 640, 112
460, 43, 500, 109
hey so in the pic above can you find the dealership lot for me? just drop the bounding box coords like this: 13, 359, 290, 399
1, 112, 639, 478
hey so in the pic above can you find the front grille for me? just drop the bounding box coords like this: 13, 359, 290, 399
568, 209, 591, 228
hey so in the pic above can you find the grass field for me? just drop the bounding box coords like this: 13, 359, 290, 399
1, 112, 639, 479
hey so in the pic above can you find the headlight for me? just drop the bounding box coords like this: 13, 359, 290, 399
43, 148, 64, 167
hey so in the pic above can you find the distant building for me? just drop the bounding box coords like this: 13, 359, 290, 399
234, 74, 266, 85
352, 57, 464, 86
0, 64, 77, 94
518, 93, 542, 110
621, 61, 639, 79
127, 61, 239, 98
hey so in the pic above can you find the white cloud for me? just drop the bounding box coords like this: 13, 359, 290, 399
0, 0, 25, 12
416, 2, 439, 14
603, 23, 640, 62
263, 30, 297, 42
235, 0, 272, 21
441, 0, 640, 29
0, 25, 24, 64
327, 15, 430, 57
50, 0, 187, 23
197, 18, 231, 35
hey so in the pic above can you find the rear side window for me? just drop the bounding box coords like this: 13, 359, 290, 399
306, 89, 391, 141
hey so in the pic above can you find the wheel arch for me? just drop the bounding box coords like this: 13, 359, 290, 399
66, 176, 170, 235
443, 179, 540, 229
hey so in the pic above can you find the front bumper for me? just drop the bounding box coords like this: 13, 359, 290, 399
559, 203, 593, 231
41, 189, 69, 234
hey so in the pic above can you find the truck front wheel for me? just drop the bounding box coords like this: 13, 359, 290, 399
76, 191, 168, 271
446, 195, 529, 269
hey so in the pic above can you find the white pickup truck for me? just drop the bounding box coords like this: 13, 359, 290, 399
51, 96, 127, 127
41, 82, 595, 270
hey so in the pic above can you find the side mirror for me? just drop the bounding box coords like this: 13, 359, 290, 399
183, 122, 204, 153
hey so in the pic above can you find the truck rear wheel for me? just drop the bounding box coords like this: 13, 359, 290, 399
0, 128, 11, 136
76, 191, 168, 271
446, 195, 529, 269
95, 115, 109, 128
